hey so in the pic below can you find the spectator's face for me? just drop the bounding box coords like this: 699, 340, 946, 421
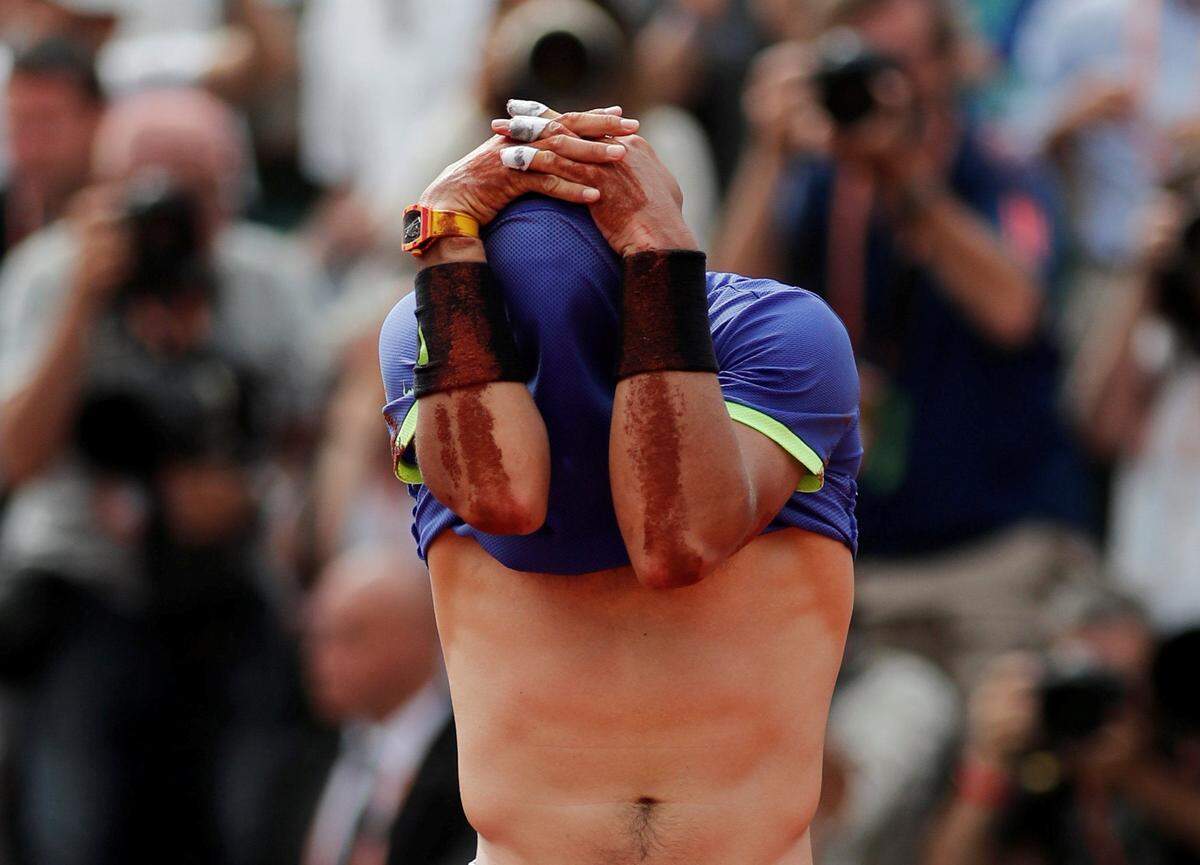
6, 72, 97, 191
304, 584, 434, 724
846, 0, 952, 107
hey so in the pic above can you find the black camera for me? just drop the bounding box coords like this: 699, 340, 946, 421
122, 171, 209, 302
1038, 658, 1127, 749
1153, 211, 1200, 353
813, 28, 905, 128
1152, 628, 1200, 739
75, 345, 261, 481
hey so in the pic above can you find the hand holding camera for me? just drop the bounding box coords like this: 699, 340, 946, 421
965, 653, 1041, 771
742, 40, 832, 157
743, 28, 925, 183
69, 184, 133, 314
813, 28, 925, 186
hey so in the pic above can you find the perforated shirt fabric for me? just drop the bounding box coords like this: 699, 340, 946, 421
380, 197, 861, 575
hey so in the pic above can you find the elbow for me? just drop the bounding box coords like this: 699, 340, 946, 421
456, 487, 547, 537
629, 494, 755, 590
631, 538, 732, 591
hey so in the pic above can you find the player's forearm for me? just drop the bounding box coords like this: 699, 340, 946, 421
611, 371, 755, 589
0, 291, 95, 486
905, 191, 1042, 348
413, 238, 550, 536
605, 247, 757, 589
417, 384, 549, 535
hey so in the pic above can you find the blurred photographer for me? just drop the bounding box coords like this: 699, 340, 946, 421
925, 590, 1200, 865
1073, 171, 1200, 631
1, 37, 104, 256
1007, 0, 1200, 353
717, 0, 1091, 685
0, 87, 319, 865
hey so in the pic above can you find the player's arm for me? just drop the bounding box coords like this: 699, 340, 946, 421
412, 236, 556, 532
396, 112, 634, 534
408, 237, 552, 535
610, 367, 804, 588
597, 139, 818, 588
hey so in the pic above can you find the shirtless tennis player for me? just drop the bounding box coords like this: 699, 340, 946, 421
379, 101, 861, 865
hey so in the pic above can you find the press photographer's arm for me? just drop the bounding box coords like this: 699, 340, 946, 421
404, 114, 630, 535
718, 15, 1042, 349
0, 187, 126, 486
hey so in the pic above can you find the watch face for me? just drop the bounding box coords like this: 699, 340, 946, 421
402, 210, 423, 245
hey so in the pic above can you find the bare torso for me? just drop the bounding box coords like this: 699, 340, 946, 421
427, 527, 854, 865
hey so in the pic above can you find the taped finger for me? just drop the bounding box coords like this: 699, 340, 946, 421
507, 115, 554, 142
506, 99, 554, 118
500, 145, 538, 171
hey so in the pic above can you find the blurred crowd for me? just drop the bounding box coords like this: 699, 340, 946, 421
0, 0, 1197, 864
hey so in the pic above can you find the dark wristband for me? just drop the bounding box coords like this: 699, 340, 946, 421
617, 250, 718, 380
413, 262, 526, 398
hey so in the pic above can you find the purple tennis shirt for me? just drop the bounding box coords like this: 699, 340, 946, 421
380, 197, 861, 575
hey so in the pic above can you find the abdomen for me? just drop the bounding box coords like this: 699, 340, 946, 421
427, 528, 853, 865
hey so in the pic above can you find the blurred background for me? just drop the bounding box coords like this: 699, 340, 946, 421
0, 0, 1197, 863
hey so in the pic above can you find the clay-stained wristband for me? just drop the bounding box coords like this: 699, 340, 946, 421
617, 250, 717, 379
413, 262, 525, 398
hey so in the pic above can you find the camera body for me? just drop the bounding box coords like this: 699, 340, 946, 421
813, 28, 905, 128
75, 346, 260, 481
1038, 657, 1127, 750
121, 170, 209, 303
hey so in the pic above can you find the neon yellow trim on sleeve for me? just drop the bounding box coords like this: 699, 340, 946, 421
416, 328, 429, 367
725, 401, 825, 493
393, 402, 423, 484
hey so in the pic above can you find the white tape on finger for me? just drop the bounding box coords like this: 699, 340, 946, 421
508, 115, 552, 142
506, 99, 551, 118
500, 146, 538, 171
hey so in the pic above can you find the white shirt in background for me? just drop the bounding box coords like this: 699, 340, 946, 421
1110, 357, 1200, 631
299, 0, 496, 200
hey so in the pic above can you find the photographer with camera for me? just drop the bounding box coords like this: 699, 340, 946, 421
716, 0, 1091, 685
0, 87, 320, 865
1072, 175, 1200, 631
925, 589, 1200, 865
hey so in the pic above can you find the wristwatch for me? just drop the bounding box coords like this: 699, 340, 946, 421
401, 204, 481, 256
